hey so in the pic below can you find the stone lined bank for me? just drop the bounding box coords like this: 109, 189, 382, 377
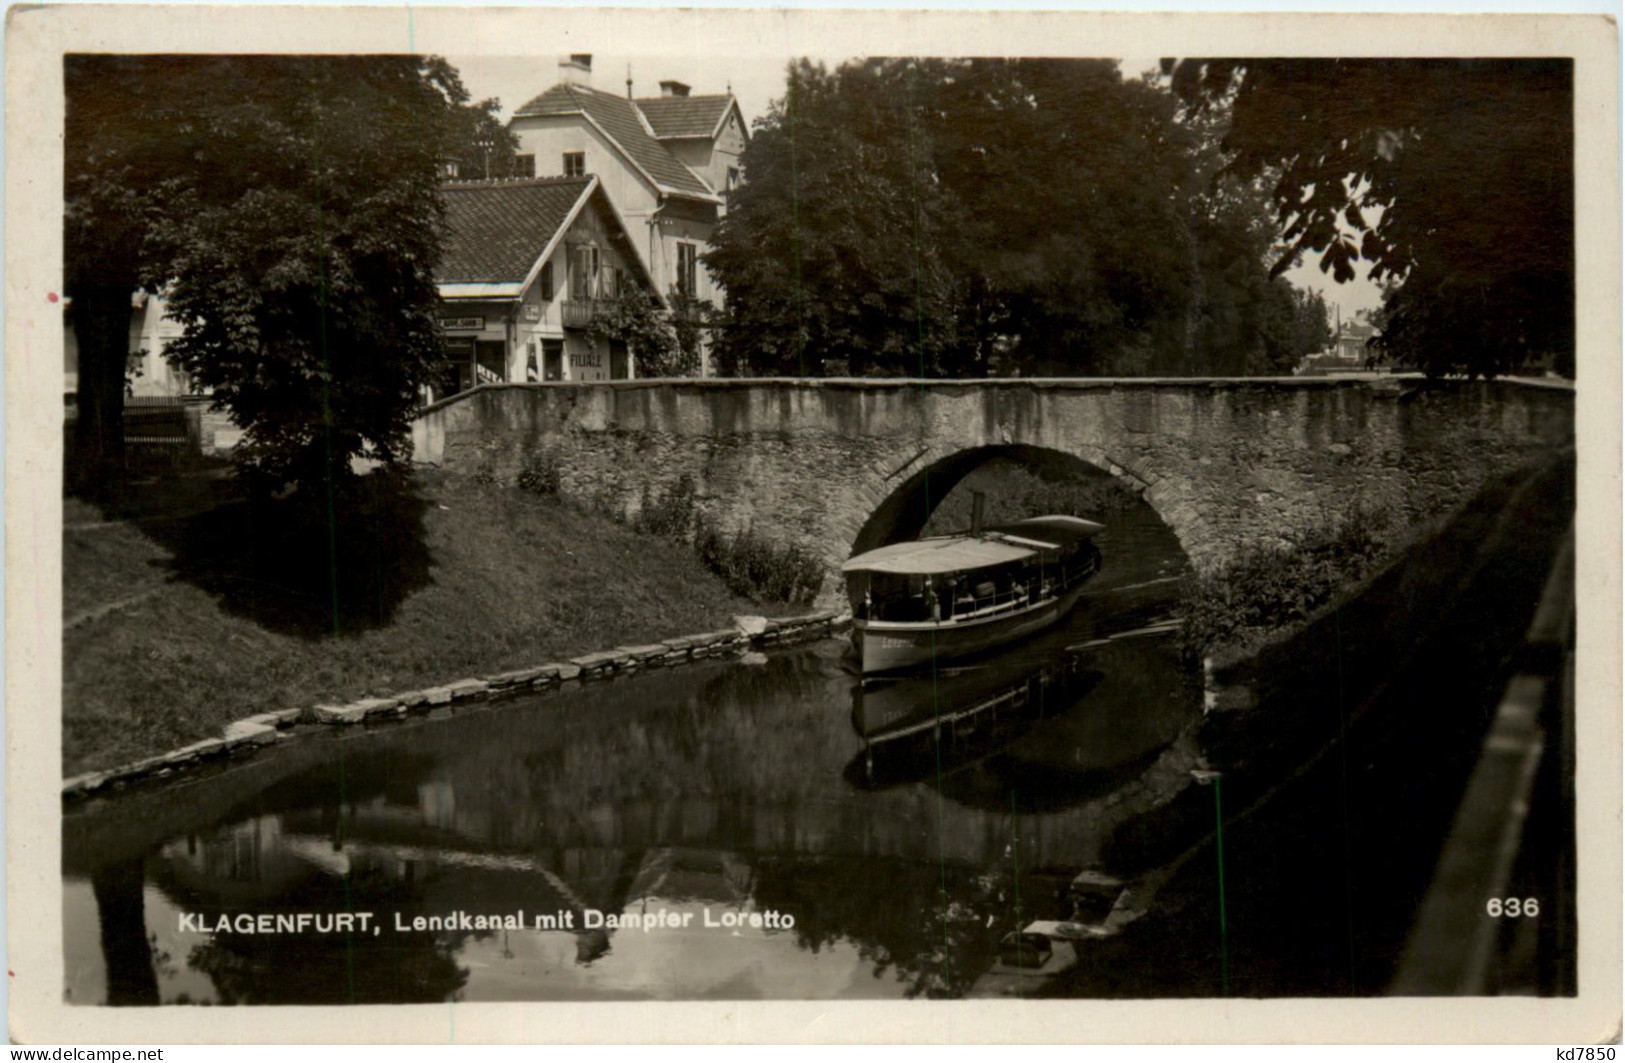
62, 610, 850, 801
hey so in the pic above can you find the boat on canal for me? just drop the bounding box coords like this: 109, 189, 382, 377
842, 512, 1104, 675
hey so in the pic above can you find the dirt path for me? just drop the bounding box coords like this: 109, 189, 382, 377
63, 588, 164, 632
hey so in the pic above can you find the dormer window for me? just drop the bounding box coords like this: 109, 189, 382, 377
563, 152, 586, 178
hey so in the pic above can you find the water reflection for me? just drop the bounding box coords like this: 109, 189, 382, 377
64, 504, 1201, 1003
848, 656, 1104, 790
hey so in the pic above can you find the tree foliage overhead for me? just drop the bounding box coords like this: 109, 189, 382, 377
706, 59, 966, 377
442, 95, 521, 181
1170, 58, 1574, 378
707, 57, 1328, 378
1180, 90, 1333, 375
65, 54, 503, 492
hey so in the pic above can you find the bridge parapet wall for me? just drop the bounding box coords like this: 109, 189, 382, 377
412, 378, 1574, 602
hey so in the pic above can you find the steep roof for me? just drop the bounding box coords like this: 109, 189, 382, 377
513, 84, 716, 199
437, 176, 594, 285
634, 94, 737, 140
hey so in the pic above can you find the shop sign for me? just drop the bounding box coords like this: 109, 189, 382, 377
440, 316, 485, 331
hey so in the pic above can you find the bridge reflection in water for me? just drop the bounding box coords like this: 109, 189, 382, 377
64, 507, 1201, 1004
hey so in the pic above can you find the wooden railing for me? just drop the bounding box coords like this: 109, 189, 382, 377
561, 299, 595, 330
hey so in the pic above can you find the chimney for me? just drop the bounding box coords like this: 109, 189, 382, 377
658, 79, 691, 98
559, 54, 592, 87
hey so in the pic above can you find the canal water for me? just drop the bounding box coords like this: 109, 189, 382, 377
63, 504, 1204, 1004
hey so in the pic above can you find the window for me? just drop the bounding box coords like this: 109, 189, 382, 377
676, 243, 698, 299
513, 154, 536, 178
539, 261, 554, 301
562, 151, 586, 178
570, 245, 599, 300
726, 166, 740, 193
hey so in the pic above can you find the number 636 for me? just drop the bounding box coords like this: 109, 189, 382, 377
1486, 897, 1539, 917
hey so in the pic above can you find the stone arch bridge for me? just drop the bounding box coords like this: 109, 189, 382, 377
412, 378, 1573, 604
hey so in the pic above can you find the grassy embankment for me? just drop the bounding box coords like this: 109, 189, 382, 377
64, 468, 794, 776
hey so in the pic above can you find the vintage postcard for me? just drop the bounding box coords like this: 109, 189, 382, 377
7, 5, 1620, 1045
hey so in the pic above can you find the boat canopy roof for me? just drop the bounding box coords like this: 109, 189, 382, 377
842, 536, 1034, 576
991, 515, 1105, 541
842, 515, 1104, 576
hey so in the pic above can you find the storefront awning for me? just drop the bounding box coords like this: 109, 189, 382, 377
437, 282, 523, 300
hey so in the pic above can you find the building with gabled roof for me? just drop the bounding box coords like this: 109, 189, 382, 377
506, 56, 748, 373
431, 174, 660, 397
636, 92, 735, 139
514, 80, 717, 201
634, 85, 748, 198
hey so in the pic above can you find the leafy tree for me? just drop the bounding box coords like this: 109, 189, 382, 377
709, 57, 1325, 379
1174, 89, 1338, 376
1170, 58, 1573, 378
64, 56, 173, 480
64, 55, 500, 493
931, 58, 1197, 376
707, 59, 963, 377
1287, 287, 1335, 365
443, 96, 521, 180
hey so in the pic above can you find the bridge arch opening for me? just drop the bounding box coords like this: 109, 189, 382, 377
849, 444, 1183, 564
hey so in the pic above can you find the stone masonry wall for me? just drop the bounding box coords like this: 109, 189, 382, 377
412, 378, 1574, 604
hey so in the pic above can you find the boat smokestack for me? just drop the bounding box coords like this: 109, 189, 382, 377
970, 491, 986, 536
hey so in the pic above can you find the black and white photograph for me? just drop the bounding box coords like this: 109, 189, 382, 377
8, 5, 1619, 1045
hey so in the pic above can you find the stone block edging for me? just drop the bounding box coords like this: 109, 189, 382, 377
62, 610, 850, 802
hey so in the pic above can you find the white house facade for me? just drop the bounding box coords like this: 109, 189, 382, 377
433, 174, 662, 398
507, 55, 748, 373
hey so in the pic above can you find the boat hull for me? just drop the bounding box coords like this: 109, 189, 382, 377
853, 582, 1089, 674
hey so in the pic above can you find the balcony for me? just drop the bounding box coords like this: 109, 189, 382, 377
561, 299, 595, 330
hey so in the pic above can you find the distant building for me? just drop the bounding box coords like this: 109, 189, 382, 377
1297, 318, 1383, 376
431, 174, 662, 399
507, 55, 749, 373
1333, 320, 1379, 362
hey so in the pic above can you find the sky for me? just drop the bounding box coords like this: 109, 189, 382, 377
450, 52, 1385, 323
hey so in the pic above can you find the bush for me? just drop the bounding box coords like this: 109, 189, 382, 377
516, 450, 562, 495
617, 474, 823, 604
694, 519, 825, 605
632, 474, 697, 538
1176, 505, 1397, 662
